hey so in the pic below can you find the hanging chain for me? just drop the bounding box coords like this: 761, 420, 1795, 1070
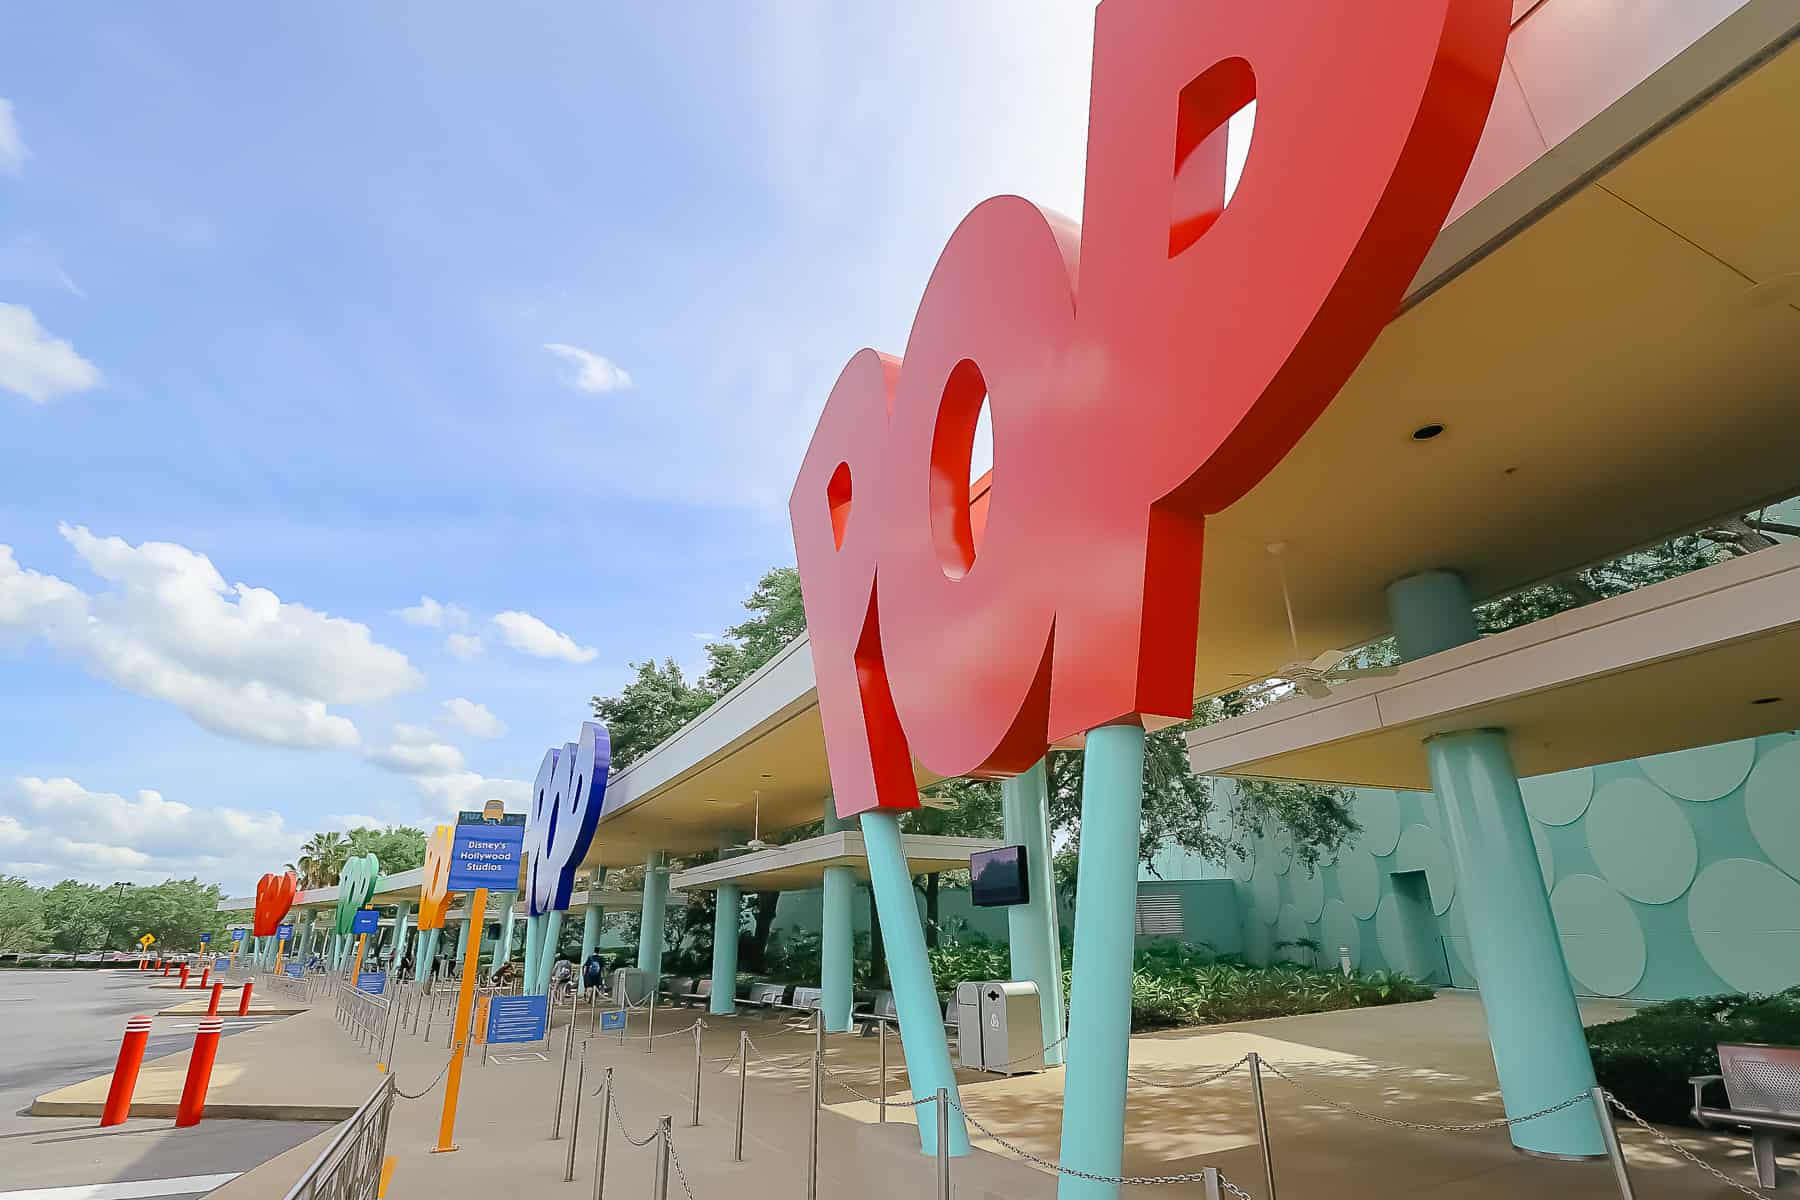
816, 1059, 933, 1108
392, 1052, 456, 1101
1258, 1060, 1590, 1132
1603, 1091, 1775, 1199
1127, 1054, 1250, 1090
665, 1135, 699, 1200
947, 1095, 1249, 1193
608, 1090, 663, 1147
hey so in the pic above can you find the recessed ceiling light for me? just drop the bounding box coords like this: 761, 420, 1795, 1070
1411, 423, 1445, 441
759, 772, 774, 780
1751, 696, 1783, 705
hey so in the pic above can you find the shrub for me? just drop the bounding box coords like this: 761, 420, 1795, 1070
1586, 988, 1800, 1126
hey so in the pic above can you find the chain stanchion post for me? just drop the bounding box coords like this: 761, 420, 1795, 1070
645, 990, 656, 1055
690, 1021, 703, 1126
1592, 1088, 1638, 1200
554, 993, 576, 1139
652, 1116, 673, 1200
592, 1066, 613, 1200
877, 1018, 887, 1124
1202, 1166, 1222, 1200
1248, 1052, 1278, 1200
734, 1030, 748, 1162
935, 1088, 950, 1200
807, 1052, 821, 1200
815, 1007, 824, 1058
564, 1049, 586, 1182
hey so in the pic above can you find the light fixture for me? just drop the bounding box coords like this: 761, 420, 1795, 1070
1751, 696, 1782, 706
1411, 422, 1445, 441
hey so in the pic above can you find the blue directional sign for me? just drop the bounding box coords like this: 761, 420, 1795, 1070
448, 820, 525, 893
198, 932, 212, 944
351, 908, 379, 935
285, 963, 304, 979
487, 994, 550, 1044
230, 928, 246, 943
357, 970, 387, 995
600, 1009, 626, 1033
277, 923, 295, 941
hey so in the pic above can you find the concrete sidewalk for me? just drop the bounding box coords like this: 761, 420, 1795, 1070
151, 987, 1785, 1198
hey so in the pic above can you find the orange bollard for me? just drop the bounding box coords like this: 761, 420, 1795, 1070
206, 980, 223, 1016
100, 1015, 153, 1127
199, 965, 210, 989
237, 979, 254, 1016
178, 963, 190, 989
174, 1016, 224, 1127
161, 960, 169, 976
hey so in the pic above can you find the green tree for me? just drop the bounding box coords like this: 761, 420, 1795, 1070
0, 876, 47, 952
699, 567, 807, 695
289, 831, 348, 889
41, 881, 112, 953
904, 778, 1004, 946
592, 659, 714, 769
347, 826, 427, 873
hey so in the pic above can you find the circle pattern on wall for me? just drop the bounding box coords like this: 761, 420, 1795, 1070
1229, 841, 1256, 883
1585, 778, 1698, 904
1639, 739, 1756, 802
1291, 863, 1326, 923
1241, 914, 1272, 967
1393, 823, 1456, 915
1373, 894, 1437, 980
1267, 821, 1295, 876
1520, 767, 1594, 826
1275, 903, 1308, 961
1745, 740, 1800, 882
1688, 858, 1800, 994
1251, 858, 1282, 926
1446, 936, 1478, 986
1360, 789, 1402, 856
1549, 874, 1646, 997
1320, 899, 1360, 970
1338, 847, 1382, 920
1530, 820, 1554, 889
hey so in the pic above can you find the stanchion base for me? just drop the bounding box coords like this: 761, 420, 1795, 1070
1511, 1145, 1606, 1163
429, 1144, 459, 1154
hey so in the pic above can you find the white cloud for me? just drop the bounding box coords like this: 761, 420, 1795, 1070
0, 99, 25, 175
443, 697, 506, 739
414, 771, 531, 819
492, 610, 596, 664
396, 595, 469, 630
544, 343, 633, 394
0, 303, 102, 404
0, 525, 421, 750
365, 736, 466, 776
0, 776, 301, 890
325, 812, 392, 832
446, 633, 484, 660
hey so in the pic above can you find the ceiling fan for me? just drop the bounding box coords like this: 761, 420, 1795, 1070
724, 790, 771, 853
1232, 543, 1397, 702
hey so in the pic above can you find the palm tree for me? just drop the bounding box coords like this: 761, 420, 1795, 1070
289, 832, 349, 889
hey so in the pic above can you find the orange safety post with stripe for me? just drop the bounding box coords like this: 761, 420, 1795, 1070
237, 979, 254, 1016
100, 1016, 152, 1127
174, 1017, 224, 1127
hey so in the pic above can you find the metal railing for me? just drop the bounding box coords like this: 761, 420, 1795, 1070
280, 1076, 395, 1200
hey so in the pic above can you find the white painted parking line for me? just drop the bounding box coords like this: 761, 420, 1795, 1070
0, 1173, 241, 1200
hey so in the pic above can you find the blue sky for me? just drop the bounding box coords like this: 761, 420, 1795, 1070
0, 5, 1105, 892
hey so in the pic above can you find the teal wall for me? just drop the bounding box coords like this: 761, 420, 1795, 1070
1178, 731, 1800, 1000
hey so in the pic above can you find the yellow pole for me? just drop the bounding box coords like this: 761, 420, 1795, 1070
274, 937, 288, 976
435, 887, 487, 1153
351, 931, 369, 983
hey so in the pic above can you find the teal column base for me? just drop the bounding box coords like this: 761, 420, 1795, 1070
821, 865, 856, 1032
414, 927, 440, 983
523, 910, 544, 993
391, 902, 414, 973
710, 882, 742, 1014
638, 852, 669, 977
493, 893, 518, 981
1002, 760, 1067, 1066
579, 904, 602, 993
1428, 729, 1604, 1157
454, 914, 471, 972
534, 910, 564, 994
1057, 724, 1146, 1200
861, 810, 969, 1157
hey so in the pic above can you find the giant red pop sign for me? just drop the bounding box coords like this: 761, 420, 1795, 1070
790, 1, 1510, 818
252, 871, 297, 938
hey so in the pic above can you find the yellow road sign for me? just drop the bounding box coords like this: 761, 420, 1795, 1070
138, 934, 156, 947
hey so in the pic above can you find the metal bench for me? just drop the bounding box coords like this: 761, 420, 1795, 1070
676, 978, 713, 1007
1692, 1042, 1800, 1189
855, 990, 898, 1037
743, 982, 790, 1016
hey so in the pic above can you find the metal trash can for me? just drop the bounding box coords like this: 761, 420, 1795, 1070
977, 981, 1044, 1075
954, 981, 984, 1069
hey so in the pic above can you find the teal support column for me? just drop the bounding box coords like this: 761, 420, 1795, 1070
533, 910, 564, 994
861, 810, 969, 1157
579, 905, 602, 993
710, 882, 742, 1014
637, 852, 668, 976
454, 912, 471, 974
821, 866, 855, 1032
1003, 759, 1066, 1066
1056, 723, 1146, 1200
391, 901, 414, 973
523, 911, 544, 993
414, 927, 440, 983
492, 893, 518, 981
1389, 570, 1602, 1158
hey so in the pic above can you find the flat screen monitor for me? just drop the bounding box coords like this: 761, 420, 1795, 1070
970, 844, 1029, 908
